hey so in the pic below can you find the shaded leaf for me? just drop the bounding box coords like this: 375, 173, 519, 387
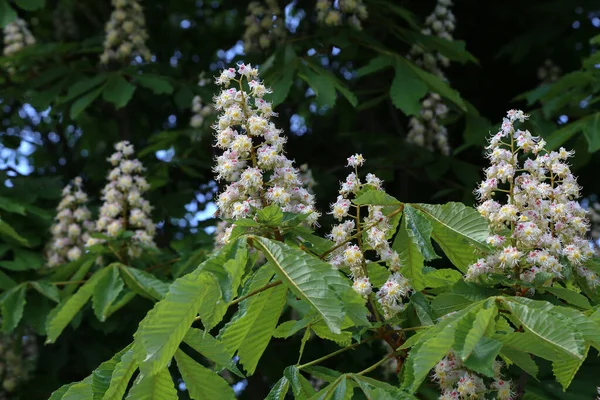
174, 350, 236, 400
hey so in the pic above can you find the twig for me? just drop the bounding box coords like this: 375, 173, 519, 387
357, 352, 397, 376
297, 335, 378, 370
230, 280, 283, 306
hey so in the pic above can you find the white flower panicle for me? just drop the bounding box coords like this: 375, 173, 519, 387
212, 64, 320, 229
316, 0, 368, 30
100, 0, 151, 64
190, 72, 215, 135
327, 154, 411, 319
86, 141, 156, 258
467, 110, 596, 288
406, 0, 456, 155
47, 178, 94, 267
433, 351, 513, 400
3, 18, 36, 57
243, 0, 286, 52
537, 59, 561, 85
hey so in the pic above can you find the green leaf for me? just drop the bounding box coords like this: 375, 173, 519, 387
300, 69, 337, 107
102, 75, 137, 109
499, 332, 563, 361
92, 344, 133, 400
552, 345, 589, 390
119, 265, 169, 301
393, 213, 426, 291
410, 292, 435, 326
431, 293, 471, 317
544, 286, 591, 309
134, 74, 174, 95
183, 328, 244, 378
351, 375, 416, 399
500, 297, 586, 360
0, 1, 17, 28
49, 383, 76, 400
312, 321, 352, 347
412, 203, 489, 272
266, 376, 290, 400
0, 248, 44, 270
500, 348, 538, 379
0, 269, 16, 290
356, 55, 393, 78
402, 205, 438, 261
220, 283, 287, 374
62, 376, 93, 400
0, 196, 26, 214
366, 263, 389, 288
270, 68, 295, 106
70, 86, 104, 119
250, 236, 368, 334
0, 283, 27, 332
174, 350, 236, 400
125, 369, 178, 400
14, 0, 45, 11
423, 268, 462, 288
0, 219, 29, 246
30, 281, 60, 303
455, 305, 497, 361
462, 337, 502, 377
46, 268, 110, 343
284, 365, 317, 399
582, 113, 600, 153
102, 348, 139, 400
353, 191, 402, 206
92, 266, 125, 322
390, 62, 427, 116
256, 204, 284, 226
64, 75, 108, 103
309, 374, 352, 400
134, 271, 221, 376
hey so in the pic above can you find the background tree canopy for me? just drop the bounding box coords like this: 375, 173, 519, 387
1, 0, 600, 399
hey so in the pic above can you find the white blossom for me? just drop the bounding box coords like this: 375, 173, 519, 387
100, 0, 151, 64
316, 0, 368, 30
243, 0, 286, 52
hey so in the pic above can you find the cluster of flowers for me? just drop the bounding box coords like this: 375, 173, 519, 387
316, 0, 368, 30
2, 18, 36, 58
467, 110, 596, 288
86, 141, 156, 258
433, 351, 513, 400
53, 6, 78, 41
212, 63, 320, 243
100, 0, 151, 64
190, 73, 214, 131
537, 59, 561, 85
243, 0, 286, 53
0, 331, 37, 395
327, 154, 411, 319
406, 0, 456, 155
47, 178, 94, 267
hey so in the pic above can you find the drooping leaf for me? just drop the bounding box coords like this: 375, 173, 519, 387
134, 271, 221, 376
312, 321, 352, 347
102, 75, 137, 109
174, 350, 236, 400
309, 374, 352, 400
552, 345, 589, 391
250, 236, 369, 334
183, 328, 244, 378
46, 268, 110, 343
390, 62, 427, 116
119, 265, 169, 301
500, 348, 538, 379
30, 281, 60, 303
62, 376, 93, 400
412, 203, 489, 271
70, 86, 104, 119
266, 376, 290, 400
545, 286, 591, 310
92, 344, 133, 400
422, 268, 463, 289
102, 348, 139, 400
393, 213, 426, 291
455, 305, 497, 361
402, 205, 438, 261
356, 55, 393, 78
134, 74, 174, 95
92, 265, 125, 322
0, 219, 29, 247
353, 191, 402, 206
124, 369, 178, 400
0, 283, 27, 332
462, 336, 503, 377
284, 366, 317, 399
220, 283, 287, 374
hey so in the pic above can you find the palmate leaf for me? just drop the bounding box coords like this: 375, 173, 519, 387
250, 236, 369, 334
46, 267, 110, 343
219, 281, 287, 374
462, 336, 502, 377
124, 369, 178, 400
174, 349, 236, 400
118, 265, 169, 301
455, 305, 497, 361
412, 203, 489, 272
134, 239, 247, 376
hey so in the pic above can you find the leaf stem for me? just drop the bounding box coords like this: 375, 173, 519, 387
357, 351, 397, 376
297, 335, 378, 370
52, 280, 87, 286
230, 279, 283, 306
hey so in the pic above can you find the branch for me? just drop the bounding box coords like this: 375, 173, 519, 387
297, 335, 379, 370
